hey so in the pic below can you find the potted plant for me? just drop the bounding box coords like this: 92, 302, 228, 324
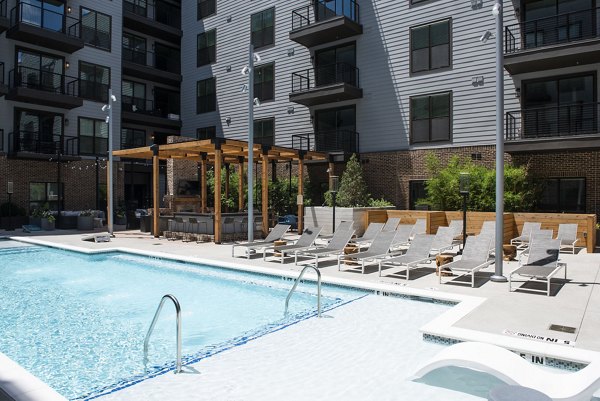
29, 207, 43, 227
40, 209, 56, 231
114, 203, 127, 227
77, 209, 96, 231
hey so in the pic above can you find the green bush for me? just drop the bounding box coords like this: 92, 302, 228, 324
0, 202, 26, 217
418, 153, 537, 212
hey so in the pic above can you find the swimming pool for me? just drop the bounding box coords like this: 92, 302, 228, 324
0, 243, 364, 400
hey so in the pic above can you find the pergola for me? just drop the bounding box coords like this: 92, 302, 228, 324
113, 138, 329, 243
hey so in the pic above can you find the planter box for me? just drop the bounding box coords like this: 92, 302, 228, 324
304, 206, 395, 236
77, 216, 95, 231
29, 217, 41, 227
41, 218, 55, 231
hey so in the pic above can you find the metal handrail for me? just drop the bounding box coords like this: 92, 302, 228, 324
291, 0, 360, 31
292, 130, 359, 153
143, 294, 183, 374
291, 62, 360, 93
284, 266, 322, 318
10, 2, 80, 37
124, 0, 181, 28
122, 45, 181, 74
9, 66, 79, 96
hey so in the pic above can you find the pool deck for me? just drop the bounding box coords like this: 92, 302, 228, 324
2, 228, 600, 401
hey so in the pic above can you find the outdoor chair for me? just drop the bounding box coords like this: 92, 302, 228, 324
235, 217, 249, 237
231, 223, 291, 258
519, 229, 553, 256
509, 238, 565, 296
378, 234, 436, 279
188, 217, 208, 243
165, 217, 185, 241
510, 222, 542, 249
448, 219, 464, 245
262, 226, 323, 263
294, 229, 355, 268
351, 222, 384, 247
439, 236, 493, 288
338, 230, 397, 274
390, 224, 413, 251
253, 216, 263, 236
318, 220, 354, 242
478, 220, 496, 254
382, 217, 401, 232
223, 216, 236, 239
556, 223, 580, 254
429, 226, 456, 255
410, 218, 427, 238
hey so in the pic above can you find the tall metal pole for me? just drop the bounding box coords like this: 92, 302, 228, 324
491, 2, 507, 282
247, 43, 254, 242
107, 88, 114, 236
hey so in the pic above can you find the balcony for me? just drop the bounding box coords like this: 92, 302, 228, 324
505, 102, 600, 152
123, 0, 182, 44
122, 47, 182, 86
0, 0, 9, 33
292, 129, 359, 154
290, 0, 362, 48
0, 62, 7, 97
6, 66, 83, 109
0, 129, 4, 153
504, 8, 600, 74
121, 96, 182, 132
289, 62, 362, 106
6, 2, 83, 53
8, 131, 80, 159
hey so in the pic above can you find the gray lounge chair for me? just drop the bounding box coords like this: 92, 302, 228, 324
390, 224, 413, 250
378, 234, 435, 279
231, 223, 291, 258
439, 236, 493, 288
509, 238, 565, 296
262, 226, 323, 263
448, 219, 464, 245
510, 222, 542, 249
556, 223, 579, 254
430, 226, 455, 255
410, 218, 427, 238
338, 230, 397, 273
295, 229, 355, 267
382, 217, 401, 232
352, 222, 384, 246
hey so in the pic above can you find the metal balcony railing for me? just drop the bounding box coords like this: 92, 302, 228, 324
292, 0, 359, 31
122, 46, 181, 74
505, 7, 600, 53
506, 102, 600, 140
10, 2, 80, 37
122, 96, 180, 119
9, 66, 79, 96
9, 131, 79, 156
292, 129, 359, 153
124, 0, 181, 29
0, 129, 4, 152
0, 61, 4, 85
291, 62, 360, 93
0, 0, 6, 18
79, 80, 109, 103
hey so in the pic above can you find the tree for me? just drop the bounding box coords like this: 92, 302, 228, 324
336, 154, 371, 207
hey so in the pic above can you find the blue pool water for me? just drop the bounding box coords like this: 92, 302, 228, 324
0, 243, 364, 400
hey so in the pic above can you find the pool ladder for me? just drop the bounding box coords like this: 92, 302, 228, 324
143, 294, 183, 374
284, 266, 322, 318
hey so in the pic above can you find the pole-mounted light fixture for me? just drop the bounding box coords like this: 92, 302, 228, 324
330, 175, 339, 233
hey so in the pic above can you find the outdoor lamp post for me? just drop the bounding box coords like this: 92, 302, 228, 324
459, 172, 470, 252
330, 175, 339, 233
102, 89, 117, 237
6, 181, 13, 231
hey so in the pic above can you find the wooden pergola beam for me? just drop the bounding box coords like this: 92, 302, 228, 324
151, 144, 160, 238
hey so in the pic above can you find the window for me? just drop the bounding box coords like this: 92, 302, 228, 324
124, 0, 147, 17
154, 87, 180, 117
121, 128, 146, 149
156, 0, 181, 29
79, 61, 110, 103
315, 43, 357, 87
196, 77, 216, 114
29, 182, 64, 212
197, 0, 216, 19
154, 43, 180, 73
79, 117, 108, 156
254, 63, 274, 102
538, 178, 586, 213
251, 8, 274, 49
410, 92, 451, 143
14, 109, 63, 153
19, 0, 65, 32
197, 29, 216, 67
409, 180, 427, 210
81, 7, 111, 51
254, 118, 274, 145
197, 126, 216, 140
411, 19, 451, 73
122, 33, 146, 65
122, 80, 147, 112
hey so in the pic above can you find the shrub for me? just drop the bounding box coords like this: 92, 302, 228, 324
0, 202, 26, 217
336, 154, 371, 207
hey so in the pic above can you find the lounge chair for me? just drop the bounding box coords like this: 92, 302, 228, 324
231, 223, 291, 258
410, 218, 427, 238
448, 219, 464, 245
509, 237, 565, 296
382, 217, 400, 232
390, 224, 413, 250
318, 220, 354, 242
352, 222, 384, 246
556, 223, 580, 254
262, 226, 323, 263
378, 234, 435, 279
520, 229, 554, 257
294, 229, 355, 267
430, 226, 455, 255
510, 222, 542, 249
338, 230, 397, 274
478, 220, 496, 254
439, 235, 493, 287
411, 341, 600, 401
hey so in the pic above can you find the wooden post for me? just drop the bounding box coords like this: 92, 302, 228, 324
224, 163, 230, 213
328, 157, 335, 190
238, 157, 244, 212
201, 154, 207, 213
261, 150, 269, 238
151, 144, 160, 238
214, 149, 222, 243
298, 155, 304, 233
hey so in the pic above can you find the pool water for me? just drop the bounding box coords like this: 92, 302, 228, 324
0, 244, 363, 400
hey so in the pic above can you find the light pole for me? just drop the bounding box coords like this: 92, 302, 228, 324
102, 89, 117, 237
459, 172, 470, 254
491, 1, 507, 282
6, 181, 13, 231
330, 175, 339, 233
241, 44, 261, 242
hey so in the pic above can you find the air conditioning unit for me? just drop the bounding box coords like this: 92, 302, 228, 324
167, 113, 180, 121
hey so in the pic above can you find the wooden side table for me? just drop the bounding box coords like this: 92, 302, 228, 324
435, 254, 454, 276
273, 240, 287, 257
503, 244, 517, 261
344, 243, 360, 265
